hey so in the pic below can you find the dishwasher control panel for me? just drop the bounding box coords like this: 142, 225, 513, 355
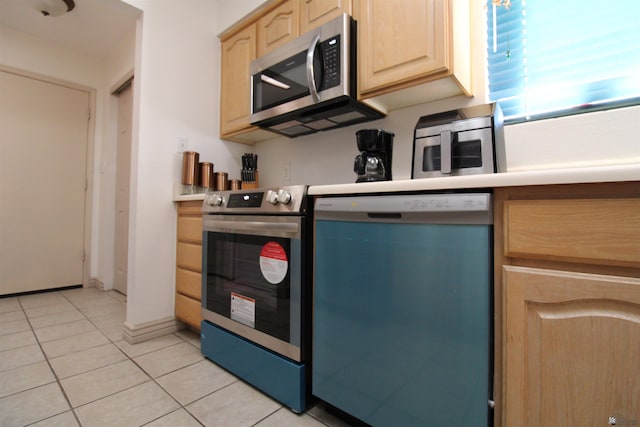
314, 193, 493, 225
315, 193, 490, 213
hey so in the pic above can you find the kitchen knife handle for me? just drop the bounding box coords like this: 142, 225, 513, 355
306, 34, 321, 103
440, 130, 452, 175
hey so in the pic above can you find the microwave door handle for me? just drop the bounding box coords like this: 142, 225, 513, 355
440, 130, 452, 175
306, 34, 321, 102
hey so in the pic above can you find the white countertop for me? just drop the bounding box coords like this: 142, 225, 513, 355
173, 164, 639, 201
308, 164, 640, 196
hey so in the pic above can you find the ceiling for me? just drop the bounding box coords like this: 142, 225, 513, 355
0, 0, 141, 58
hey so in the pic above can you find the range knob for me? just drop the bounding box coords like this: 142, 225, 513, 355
266, 190, 279, 205
206, 193, 224, 206
277, 189, 292, 205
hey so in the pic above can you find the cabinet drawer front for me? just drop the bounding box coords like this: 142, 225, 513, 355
177, 216, 202, 243
175, 293, 202, 330
504, 198, 640, 266
176, 242, 202, 272
176, 268, 201, 300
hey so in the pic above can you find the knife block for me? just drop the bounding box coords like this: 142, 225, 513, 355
242, 170, 259, 189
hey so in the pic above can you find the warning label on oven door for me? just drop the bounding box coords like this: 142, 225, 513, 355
230, 292, 255, 328
259, 241, 288, 284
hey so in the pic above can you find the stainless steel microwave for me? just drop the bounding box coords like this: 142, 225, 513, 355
249, 14, 383, 138
411, 103, 506, 178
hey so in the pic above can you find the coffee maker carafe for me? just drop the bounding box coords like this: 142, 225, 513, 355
354, 129, 394, 182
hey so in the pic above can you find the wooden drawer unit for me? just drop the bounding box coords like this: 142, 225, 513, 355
177, 215, 202, 243
176, 242, 202, 272
175, 200, 203, 330
176, 267, 201, 300
175, 293, 202, 330
495, 182, 640, 427
504, 198, 640, 267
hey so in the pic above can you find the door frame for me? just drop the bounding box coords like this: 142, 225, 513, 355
111, 71, 134, 295
0, 65, 96, 289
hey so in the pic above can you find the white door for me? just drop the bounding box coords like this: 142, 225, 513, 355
0, 70, 89, 295
113, 80, 133, 295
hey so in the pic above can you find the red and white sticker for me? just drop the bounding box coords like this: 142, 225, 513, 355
259, 241, 288, 284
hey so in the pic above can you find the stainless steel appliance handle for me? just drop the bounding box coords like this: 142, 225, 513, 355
440, 130, 452, 175
306, 34, 321, 103
204, 220, 299, 234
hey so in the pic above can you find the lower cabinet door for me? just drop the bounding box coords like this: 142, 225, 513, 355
503, 265, 640, 427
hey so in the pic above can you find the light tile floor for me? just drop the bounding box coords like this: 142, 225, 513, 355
0, 287, 353, 427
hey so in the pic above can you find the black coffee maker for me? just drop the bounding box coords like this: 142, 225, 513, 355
354, 129, 394, 182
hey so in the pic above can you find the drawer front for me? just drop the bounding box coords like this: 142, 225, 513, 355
504, 198, 640, 266
176, 267, 201, 300
176, 242, 202, 272
175, 293, 202, 329
177, 200, 203, 215
177, 216, 202, 243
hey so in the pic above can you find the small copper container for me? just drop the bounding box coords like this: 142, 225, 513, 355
214, 172, 228, 190
229, 179, 242, 190
181, 151, 199, 185
199, 162, 214, 189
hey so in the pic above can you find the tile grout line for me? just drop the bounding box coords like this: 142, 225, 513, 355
62, 288, 210, 426
18, 291, 84, 427
11, 289, 335, 427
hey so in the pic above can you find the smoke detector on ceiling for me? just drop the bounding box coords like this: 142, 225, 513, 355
30, 0, 76, 17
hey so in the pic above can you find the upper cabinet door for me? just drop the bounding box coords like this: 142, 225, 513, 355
257, 0, 300, 57
220, 23, 256, 138
300, 0, 353, 34
358, 0, 449, 96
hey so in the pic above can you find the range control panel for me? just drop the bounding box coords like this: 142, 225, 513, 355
202, 185, 307, 215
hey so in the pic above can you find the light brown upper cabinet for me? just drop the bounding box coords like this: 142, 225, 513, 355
257, 0, 300, 57
300, 0, 353, 34
220, 23, 257, 139
356, 0, 472, 110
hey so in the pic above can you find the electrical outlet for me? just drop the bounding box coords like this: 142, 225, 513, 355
283, 162, 292, 184
177, 137, 188, 152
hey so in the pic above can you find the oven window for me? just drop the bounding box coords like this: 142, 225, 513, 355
422, 139, 483, 171
253, 51, 310, 113
204, 232, 291, 342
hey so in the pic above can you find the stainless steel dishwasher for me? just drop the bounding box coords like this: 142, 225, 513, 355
312, 192, 493, 427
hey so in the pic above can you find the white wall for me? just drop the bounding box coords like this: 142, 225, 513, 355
119, 0, 250, 327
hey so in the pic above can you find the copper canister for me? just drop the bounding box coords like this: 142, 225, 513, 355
199, 162, 214, 189
214, 172, 229, 190
229, 179, 242, 190
181, 151, 199, 185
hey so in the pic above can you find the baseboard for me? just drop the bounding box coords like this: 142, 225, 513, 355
121, 316, 183, 344
87, 278, 105, 290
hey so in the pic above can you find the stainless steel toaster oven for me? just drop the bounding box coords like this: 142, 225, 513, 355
411, 103, 505, 178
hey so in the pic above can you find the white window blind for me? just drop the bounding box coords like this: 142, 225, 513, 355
487, 0, 640, 122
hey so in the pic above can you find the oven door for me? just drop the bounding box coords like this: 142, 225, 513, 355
201, 214, 304, 362
412, 127, 495, 178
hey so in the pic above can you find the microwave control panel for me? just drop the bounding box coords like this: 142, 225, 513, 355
320, 35, 341, 90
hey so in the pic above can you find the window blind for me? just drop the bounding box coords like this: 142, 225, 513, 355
487, 0, 640, 122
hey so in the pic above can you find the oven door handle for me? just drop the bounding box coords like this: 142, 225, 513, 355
203, 220, 299, 234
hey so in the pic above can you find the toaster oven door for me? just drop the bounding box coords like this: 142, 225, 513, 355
412, 128, 495, 178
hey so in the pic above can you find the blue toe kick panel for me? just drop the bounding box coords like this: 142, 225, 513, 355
200, 321, 307, 413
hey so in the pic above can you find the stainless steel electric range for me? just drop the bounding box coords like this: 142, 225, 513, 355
200, 185, 312, 413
